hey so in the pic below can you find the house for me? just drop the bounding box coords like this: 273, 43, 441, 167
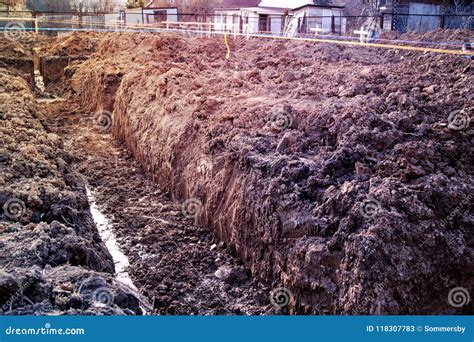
214, 0, 345, 35
214, 0, 288, 35
290, 3, 345, 35
120, 4, 178, 25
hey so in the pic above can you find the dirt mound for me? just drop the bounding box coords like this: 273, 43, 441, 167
0, 38, 31, 59
0, 68, 145, 315
0, 32, 53, 58
38, 31, 100, 57
380, 28, 472, 48
69, 31, 473, 314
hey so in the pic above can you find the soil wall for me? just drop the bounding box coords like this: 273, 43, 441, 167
0, 64, 142, 315
71, 32, 473, 314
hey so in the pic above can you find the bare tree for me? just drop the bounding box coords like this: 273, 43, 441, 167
150, 0, 219, 14
70, 0, 120, 13
126, 0, 144, 9
1, 0, 24, 11
187, 0, 220, 15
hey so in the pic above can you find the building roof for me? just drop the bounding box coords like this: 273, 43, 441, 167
219, 0, 261, 9
145, 0, 171, 7
217, 0, 343, 13
239, 6, 288, 14
292, 3, 345, 11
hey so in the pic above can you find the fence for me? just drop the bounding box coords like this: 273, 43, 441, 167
117, 12, 474, 38
0, 11, 472, 38
0, 11, 119, 34
391, 13, 473, 33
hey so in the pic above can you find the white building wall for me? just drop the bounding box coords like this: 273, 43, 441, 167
292, 6, 343, 34
215, 10, 283, 34
269, 15, 282, 34
248, 12, 260, 33
123, 8, 178, 25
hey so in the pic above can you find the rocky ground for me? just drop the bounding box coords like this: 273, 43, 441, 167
0, 30, 472, 315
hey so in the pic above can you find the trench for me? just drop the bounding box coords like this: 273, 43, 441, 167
24, 31, 472, 316
86, 187, 137, 291
33, 51, 143, 301
32, 52, 272, 315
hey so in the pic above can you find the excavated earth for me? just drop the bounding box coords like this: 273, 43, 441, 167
0, 64, 144, 315
1, 30, 473, 315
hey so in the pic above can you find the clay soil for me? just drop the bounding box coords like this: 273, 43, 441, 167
1, 30, 472, 315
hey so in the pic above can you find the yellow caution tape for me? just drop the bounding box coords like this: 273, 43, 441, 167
224, 32, 231, 60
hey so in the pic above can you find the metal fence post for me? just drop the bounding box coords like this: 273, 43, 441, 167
380, 13, 384, 30
331, 15, 335, 33
79, 11, 83, 30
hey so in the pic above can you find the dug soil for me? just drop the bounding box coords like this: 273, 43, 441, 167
40, 99, 272, 315
1, 30, 472, 315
